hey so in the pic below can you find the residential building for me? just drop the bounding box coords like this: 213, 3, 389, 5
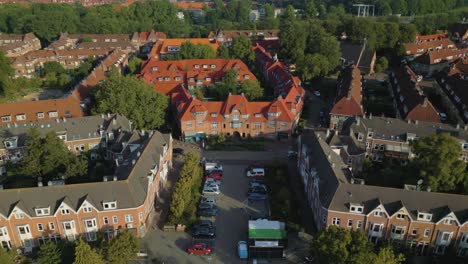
150, 38, 219, 60
0, 33, 41, 58
389, 67, 440, 123
0, 115, 172, 251
339, 41, 376, 75
450, 23, 468, 42
0, 0, 127, 6
139, 58, 256, 93
411, 49, 468, 76
298, 132, 468, 256
0, 96, 84, 125
209, 30, 280, 46
404, 34, 455, 58
12, 49, 113, 78
330, 65, 363, 130
175, 1, 214, 19
437, 58, 468, 123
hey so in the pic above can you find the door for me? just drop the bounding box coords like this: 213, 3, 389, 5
62, 221, 76, 241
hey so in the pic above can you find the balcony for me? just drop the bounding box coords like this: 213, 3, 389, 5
230, 121, 242, 129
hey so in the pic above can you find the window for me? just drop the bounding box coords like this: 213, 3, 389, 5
18, 226, 30, 235
444, 218, 453, 225
441, 232, 451, 242
357, 221, 363, 229
14, 213, 24, 219
75, 145, 85, 152
85, 219, 96, 228
211, 64, 216, 69
211, 122, 217, 128
396, 213, 405, 220
61, 209, 70, 215
254, 122, 262, 129
332, 218, 340, 226
357, 133, 364, 141
347, 219, 353, 227
197, 120, 203, 127
83, 207, 92, 213
37, 224, 43, 231
186, 121, 192, 128
37, 112, 45, 119
103, 202, 117, 210
1, 116, 11, 122
49, 222, 55, 230
374, 211, 383, 217
48, 111, 58, 118
125, 214, 134, 223
16, 114, 26, 121
86, 232, 97, 241
139, 212, 143, 221
103, 217, 109, 225
391, 226, 405, 235
350, 205, 363, 213
203, 64, 208, 69
412, 229, 418, 236
112, 216, 118, 224
194, 64, 199, 69
35, 208, 50, 216
424, 228, 430, 237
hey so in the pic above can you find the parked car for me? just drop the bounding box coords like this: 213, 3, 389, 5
205, 162, 223, 172
246, 168, 265, 177
200, 197, 216, 205
206, 173, 222, 181
248, 187, 267, 195
249, 182, 266, 189
238, 241, 248, 259
439, 112, 447, 121
187, 243, 212, 255
248, 193, 268, 201
197, 207, 219, 217
202, 186, 220, 195
287, 150, 298, 159
314, 90, 321, 97
192, 219, 214, 230
205, 178, 221, 187
198, 203, 218, 210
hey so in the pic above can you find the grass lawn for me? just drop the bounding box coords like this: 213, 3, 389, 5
205, 136, 267, 151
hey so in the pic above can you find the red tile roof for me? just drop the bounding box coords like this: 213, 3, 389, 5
413, 48, 468, 65
158, 38, 219, 55
176, 1, 214, 9
404, 38, 456, 56
330, 65, 363, 117
415, 33, 448, 42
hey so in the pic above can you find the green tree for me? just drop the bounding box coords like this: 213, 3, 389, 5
217, 45, 230, 59
74, 239, 104, 264
375, 246, 406, 264
240, 80, 263, 100
37, 241, 61, 264
92, 72, 168, 129
0, 51, 14, 96
375, 57, 389, 73
41, 61, 66, 77
0, 247, 17, 264
176, 41, 216, 60
106, 230, 139, 264
412, 133, 468, 192
214, 69, 239, 99
303, 0, 317, 18
127, 57, 143, 74
229, 36, 255, 63
192, 88, 204, 100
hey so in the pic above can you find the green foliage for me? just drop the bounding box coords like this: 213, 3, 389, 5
375, 57, 389, 73
37, 241, 61, 264
175, 41, 216, 60
106, 230, 139, 264
19, 129, 88, 181
0, 51, 14, 97
41, 62, 66, 77
127, 57, 143, 74
213, 69, 239, 100
92, 71, 168, 129
0, 247, 17, 264
74, 239, 104, 264
412, 133, 468, 192
217, 45, 230, 59
311, 226, 405, 264
240, 80, 263, 100
230, 36, 255, 63
192, 88, 204, 100
168, 152, 203, 225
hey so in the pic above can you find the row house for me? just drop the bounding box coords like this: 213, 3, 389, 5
150, 38, 219, 60
339, 41, 376, 75
0, 117, 172, 252
0, 33, 41, 58
437, 58, 468, 123
0, 114, 133, 173
329, 65, 363, 130
411, 48, 468, 76
404, 34, 454, 58
139, 58, 255, 92
346, 115, 468, 165
389, 67, 440, 123
209, 30, 280, 46
297, 133, 468, 257
12, 49, 113, 78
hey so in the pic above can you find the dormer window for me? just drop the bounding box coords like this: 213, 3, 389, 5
255, 113, 261, 118
374, 211, 383, 217
367, 132, 373, 138
152, 66, 158, 71
103, 201, 117, 210
357, 133, 364, 142
417, 212, 432, 221
396, 213, 405, 220
1, 116, 11, 123
48, 111, 58, 118
35, 207, 50, 216
211, 113, 217, 117
211, 64, 216, 69
37, 112, 45, 119
194, 64, 200, 69
16, 114, 26, 121
350, 204, 364, 213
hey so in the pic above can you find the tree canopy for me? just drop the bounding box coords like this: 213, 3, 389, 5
92, 71, 168, 130
173, 41, 217, 60
106, 230, 139, 264
74, 239, 104, 264
240, 80, 263, 100
0, 247, 17, 264
412, 133, 468, 193
311, 226, 405, 264
37, 241, 61, 264
17, 128, 88, 181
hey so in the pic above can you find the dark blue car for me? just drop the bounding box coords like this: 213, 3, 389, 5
248, 193, 267, 201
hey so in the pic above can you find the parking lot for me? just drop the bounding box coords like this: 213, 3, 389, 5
141, 151, 300, 264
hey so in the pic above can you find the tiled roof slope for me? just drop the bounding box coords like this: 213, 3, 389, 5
330, 65, 363, 117
413, 48, 468, 65
390, 67, 440, 123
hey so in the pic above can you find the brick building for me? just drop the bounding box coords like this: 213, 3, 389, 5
329, 65, 363, 130
209, 30, 280, 46
389, 67, 440, 123
403, 33, 455, 58
0, 114, 172, 252
150, 38, 219, 60
298, 132, 468, 257
437, 58, 468, 123
0, 33, 41, 58
411, 48, 468, 76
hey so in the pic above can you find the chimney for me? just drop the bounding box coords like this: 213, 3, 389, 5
107, 113, 111, 118
113, 175, 117, 181
415, 120, 419, 125
457, 123, 461, 129
422, 97, 428, 107
103, 176, 108, 182
356, 117, 360, 125
112, 118, 117, 125
407, 119, 411, 124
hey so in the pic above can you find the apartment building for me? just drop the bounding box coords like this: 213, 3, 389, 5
150, 38, 219, 60
0, 0, 126, 6
389, 67, 440, 123
12, 49, 112, 78
0, 115, 172, 252
209, 30, 280, 46
298, 132, 468, 257
330, 65, 363, 129
0, 33, 41, 58
411, 48, 468, 76
139, 58, 255, 93
437, 58, 468, 123
404, 34, 455, 58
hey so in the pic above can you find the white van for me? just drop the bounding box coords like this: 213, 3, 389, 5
246, 168, 265, 177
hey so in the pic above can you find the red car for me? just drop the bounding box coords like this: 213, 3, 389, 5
187, 243, 212, 255
247, 161, 265, 170
206, 173, 222, 181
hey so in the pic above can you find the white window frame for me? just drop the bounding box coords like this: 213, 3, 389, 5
424, 228, 430, 237
61, 209, 70, 215
125, 214, 134, 223
112, 216, 118, 224
49, 222, 55, 230
48, 111, 58, 118
347, 219, 353, 227
103, 202, 117, 210
332, 217, 340, 226
37, 223, 43, 232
